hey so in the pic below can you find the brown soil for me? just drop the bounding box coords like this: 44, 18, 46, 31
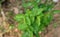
0, 0, 60, 37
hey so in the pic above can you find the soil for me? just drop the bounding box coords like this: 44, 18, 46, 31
0, 0, 60, 37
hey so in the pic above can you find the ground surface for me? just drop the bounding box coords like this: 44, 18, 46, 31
0, 0, 60, 37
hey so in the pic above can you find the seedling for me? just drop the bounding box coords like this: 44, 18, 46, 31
14, 0, 60, 37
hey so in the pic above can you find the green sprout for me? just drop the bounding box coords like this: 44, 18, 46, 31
14, 0, 60, 37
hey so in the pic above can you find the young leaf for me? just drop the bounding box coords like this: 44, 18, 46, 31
25, 16, 31, 25
32, 8, 44, 16
25, 9, 33, 16
53, 10, 60, 14
30, 16, 35, 23
18, 23, 28, 30
14, 14, 25, 22
22, 31, 33, 37
35, 16, 41, 26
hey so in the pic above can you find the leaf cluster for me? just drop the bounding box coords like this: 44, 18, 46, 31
14, 0, 60, 37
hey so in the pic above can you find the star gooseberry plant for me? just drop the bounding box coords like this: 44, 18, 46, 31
14, 0, 60, 37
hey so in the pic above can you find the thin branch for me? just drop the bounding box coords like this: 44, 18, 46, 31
1, 10, 6, 21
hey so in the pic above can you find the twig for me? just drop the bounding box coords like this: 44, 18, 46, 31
1, 9, 6, 21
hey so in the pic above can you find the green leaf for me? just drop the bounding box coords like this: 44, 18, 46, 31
35, 16, 41, 26
32, 8, 44, 16
43, 12, 53, 26
22, 31, 33, 37
46, 5, 54, 11
22, 1, 32, 8
39, 24, 45, 31
15, 14, 28, 30
22, 31, 29, 37
36, 0, 41, 3
25, 16, 31, 25
38, 4, 46, 8
14, 14, 25, 22
29, 26, 34, 32
9, 24, 14, 29
18, 23, 28, 30
25, 9, 35, 24
30, 16, 35, 23
53, 10, 60, 14
25, 9, 33, 16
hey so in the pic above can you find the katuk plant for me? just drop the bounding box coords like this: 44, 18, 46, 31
14, 0, 60, 37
